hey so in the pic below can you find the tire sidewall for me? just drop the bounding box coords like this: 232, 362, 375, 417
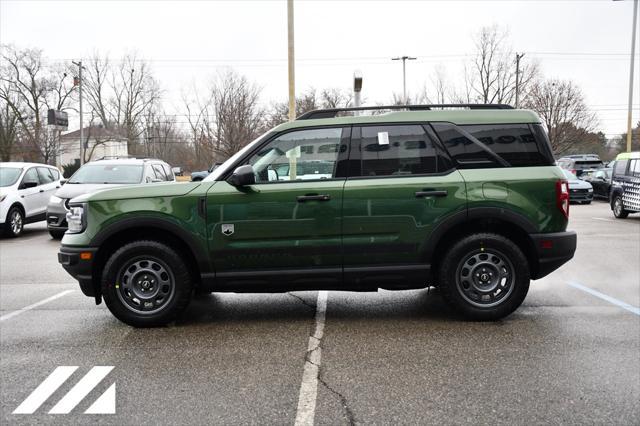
439, 233, 530, 320
101, 241, 192, 327
5, 207, 24, 237
613, 196, 628, 219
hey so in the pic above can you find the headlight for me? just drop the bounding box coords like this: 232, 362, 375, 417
66, 205, 86, 233
587, 188, 593, 192
50, 195, 62, 204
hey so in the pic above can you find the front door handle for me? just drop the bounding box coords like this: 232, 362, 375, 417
415, 190, 448, 198
297, 194, 331, 202
39, 189, 44, 193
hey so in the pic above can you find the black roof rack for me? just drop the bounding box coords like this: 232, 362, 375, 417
296, 104, 514, 120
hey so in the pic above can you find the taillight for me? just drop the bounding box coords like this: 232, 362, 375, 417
556, 180, 570, 218
571, 169, 577, 175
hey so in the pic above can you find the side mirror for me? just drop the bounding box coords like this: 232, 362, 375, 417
60, 179, 67, 185
20, 181, 38, 190
227, 165, 256, 187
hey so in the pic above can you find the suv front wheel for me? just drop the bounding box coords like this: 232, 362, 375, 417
438, 233, 530, 321
612, 195, 629, 219
101, 240, 193, 327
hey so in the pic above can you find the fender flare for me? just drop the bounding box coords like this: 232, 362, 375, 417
91, 216, 212, 274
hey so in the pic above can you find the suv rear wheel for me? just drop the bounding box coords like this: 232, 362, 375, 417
438, 233, 530, 320
101, 240, 193, 327
612, 195, 629, 219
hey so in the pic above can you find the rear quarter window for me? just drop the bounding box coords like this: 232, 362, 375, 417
461, 124, 553, 167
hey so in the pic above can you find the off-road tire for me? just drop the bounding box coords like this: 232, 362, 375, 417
438, 233, 530, 321
101, 240, 193, 327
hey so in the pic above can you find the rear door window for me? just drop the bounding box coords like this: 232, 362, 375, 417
37, 167, 55, 184
461, 124, 552, 167
152, 164, 167, 181
353, 125, 450, 177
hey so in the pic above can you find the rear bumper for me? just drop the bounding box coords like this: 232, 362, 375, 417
530, 231, 577, 279
58, 245, 98, 297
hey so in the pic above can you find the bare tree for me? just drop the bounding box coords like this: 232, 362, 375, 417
210, 70, 264, 160
0, 97, 19, 161
80, 52, 161, 152
464, 26, 538, 105
524, 79, 597, 155
182, 83, 216, 169
0, 45, 75, 164
264, 87, 351, 128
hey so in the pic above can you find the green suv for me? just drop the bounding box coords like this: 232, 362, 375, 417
58, 105, 577, 327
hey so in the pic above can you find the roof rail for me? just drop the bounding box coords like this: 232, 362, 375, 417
94, 155, 157, 161
296, 104, 514, 120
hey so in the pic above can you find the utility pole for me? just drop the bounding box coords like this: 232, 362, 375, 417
392, 56, 416, 104
515, 53, 525, 108
72, 60, 85, 164
287, 0, 296, 122
625, 0, 638, 152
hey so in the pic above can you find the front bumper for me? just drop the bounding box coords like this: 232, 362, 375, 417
47, 200, 68, 230
569, 189, 593, 203
530, 231, 577, 279
58, 245, 98, 297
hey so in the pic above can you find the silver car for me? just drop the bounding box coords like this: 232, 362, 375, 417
562, 169, 593, 205
47, 158, 175, 239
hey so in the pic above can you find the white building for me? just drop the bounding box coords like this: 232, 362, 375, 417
58, 126, 128, 167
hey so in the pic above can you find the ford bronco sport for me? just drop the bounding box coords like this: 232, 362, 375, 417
58, 104, 577, 327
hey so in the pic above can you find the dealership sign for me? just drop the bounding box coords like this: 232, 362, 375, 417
47, 109, 69, 130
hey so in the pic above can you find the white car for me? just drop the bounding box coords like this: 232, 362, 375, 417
0, 162, 62, 237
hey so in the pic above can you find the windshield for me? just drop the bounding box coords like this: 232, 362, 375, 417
68, 164, 144, 184
563, 169, 577, 180
0, 167, 23, 187
204, 131, 273, 182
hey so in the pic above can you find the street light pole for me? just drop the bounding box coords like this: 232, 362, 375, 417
392, 56, 416, 104
515, 53, 525, 108
72, 60, 85, 164
625, 0, 638, 152
287, 0, 296, 122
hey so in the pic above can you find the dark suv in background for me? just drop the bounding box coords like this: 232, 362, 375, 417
557, 154, 604, 178
58, 104, 577, 327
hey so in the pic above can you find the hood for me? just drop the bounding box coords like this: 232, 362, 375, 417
567, 179, 592, 190
55, 183, 125, 200
70, 181, 205, 203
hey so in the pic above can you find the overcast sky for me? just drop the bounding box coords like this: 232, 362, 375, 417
1, 0, 638, 137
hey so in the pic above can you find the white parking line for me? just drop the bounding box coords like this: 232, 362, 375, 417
294, 291, 328, 426
568, 282, 640, 316
0, 290, 75, 322
591, 217, 615, 222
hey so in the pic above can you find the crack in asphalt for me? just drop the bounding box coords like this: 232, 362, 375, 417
287, 292, 318, 311
291, 291, 357, 424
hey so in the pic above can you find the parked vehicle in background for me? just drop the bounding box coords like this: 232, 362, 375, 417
190, 163, 221, 181
171, 166, 183, 177
0, 162, 62, 237
557, 154, 604, 178
583, 168, 613, 200
562, 169, 593, 204
610, 151, 640, 219
47, 158, 175, 239
58, 104, 577, 327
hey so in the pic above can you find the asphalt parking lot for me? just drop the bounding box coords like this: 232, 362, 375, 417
1, 200, 638, 425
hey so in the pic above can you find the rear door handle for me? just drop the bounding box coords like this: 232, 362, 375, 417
297, 194, 331, 202
415, 190, 448, 198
